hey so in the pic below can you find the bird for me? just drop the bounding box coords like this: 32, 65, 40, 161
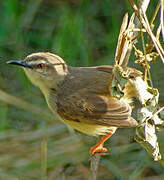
7, 52, 142, 155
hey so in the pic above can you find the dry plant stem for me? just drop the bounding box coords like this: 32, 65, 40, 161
140, 28, 153, 86
141, 9, 164, 62
129, 0, 149, 40
41, 138, 48, 180
138, 0, 150, 12
114, 0, 150, 68
154, 107, 164, 116
161, 0, 164, 40
114, 13, 136, 68
0, 89, 54, 122
90, 153, 101, 180
150, 1, 161, 25
114, 13, 128, 66
128, 0, 164, 63
156, 25, 162, 39
90, 136, 104, 180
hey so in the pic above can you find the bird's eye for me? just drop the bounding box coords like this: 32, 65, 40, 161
36, 63, 46, 69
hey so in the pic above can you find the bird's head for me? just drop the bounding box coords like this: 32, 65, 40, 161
7, 52, 68, 93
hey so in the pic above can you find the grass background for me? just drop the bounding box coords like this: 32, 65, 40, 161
0, 0, 163, 179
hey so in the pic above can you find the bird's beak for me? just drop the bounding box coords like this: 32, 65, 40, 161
6, 60, 32, 68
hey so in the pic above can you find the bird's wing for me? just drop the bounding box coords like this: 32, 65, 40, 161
56, 91, 138, 128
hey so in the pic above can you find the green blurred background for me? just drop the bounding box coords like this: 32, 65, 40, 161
0, 0, 163, 179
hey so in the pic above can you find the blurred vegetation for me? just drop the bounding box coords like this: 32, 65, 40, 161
0, 0, 163, 179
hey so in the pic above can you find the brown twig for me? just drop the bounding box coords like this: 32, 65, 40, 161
90, 153, 101, 180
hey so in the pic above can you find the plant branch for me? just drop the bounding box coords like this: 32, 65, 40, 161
90, 153, 101, 180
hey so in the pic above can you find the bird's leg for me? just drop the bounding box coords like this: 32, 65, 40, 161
90, 128, 116, 156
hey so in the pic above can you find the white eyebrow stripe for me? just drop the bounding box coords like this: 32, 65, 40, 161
27, 60, 47, 65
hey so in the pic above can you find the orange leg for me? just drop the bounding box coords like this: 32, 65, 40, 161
90, 129, 116, 156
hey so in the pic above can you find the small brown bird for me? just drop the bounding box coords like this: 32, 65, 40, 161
7, 52, 142, 155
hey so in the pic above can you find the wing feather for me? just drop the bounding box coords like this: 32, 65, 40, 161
56, 91, 138, 127
49, 65, 140, 128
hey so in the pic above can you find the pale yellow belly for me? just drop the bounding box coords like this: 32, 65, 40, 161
46, 96, 117, 136
61, 118, 117, 136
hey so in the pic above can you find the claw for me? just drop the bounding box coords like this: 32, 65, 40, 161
89, 128, 117, 156
90, 146, 107, 156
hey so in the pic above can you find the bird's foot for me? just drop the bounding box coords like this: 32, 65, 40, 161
89, 128, 117, 156
90, 145, 107, 156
